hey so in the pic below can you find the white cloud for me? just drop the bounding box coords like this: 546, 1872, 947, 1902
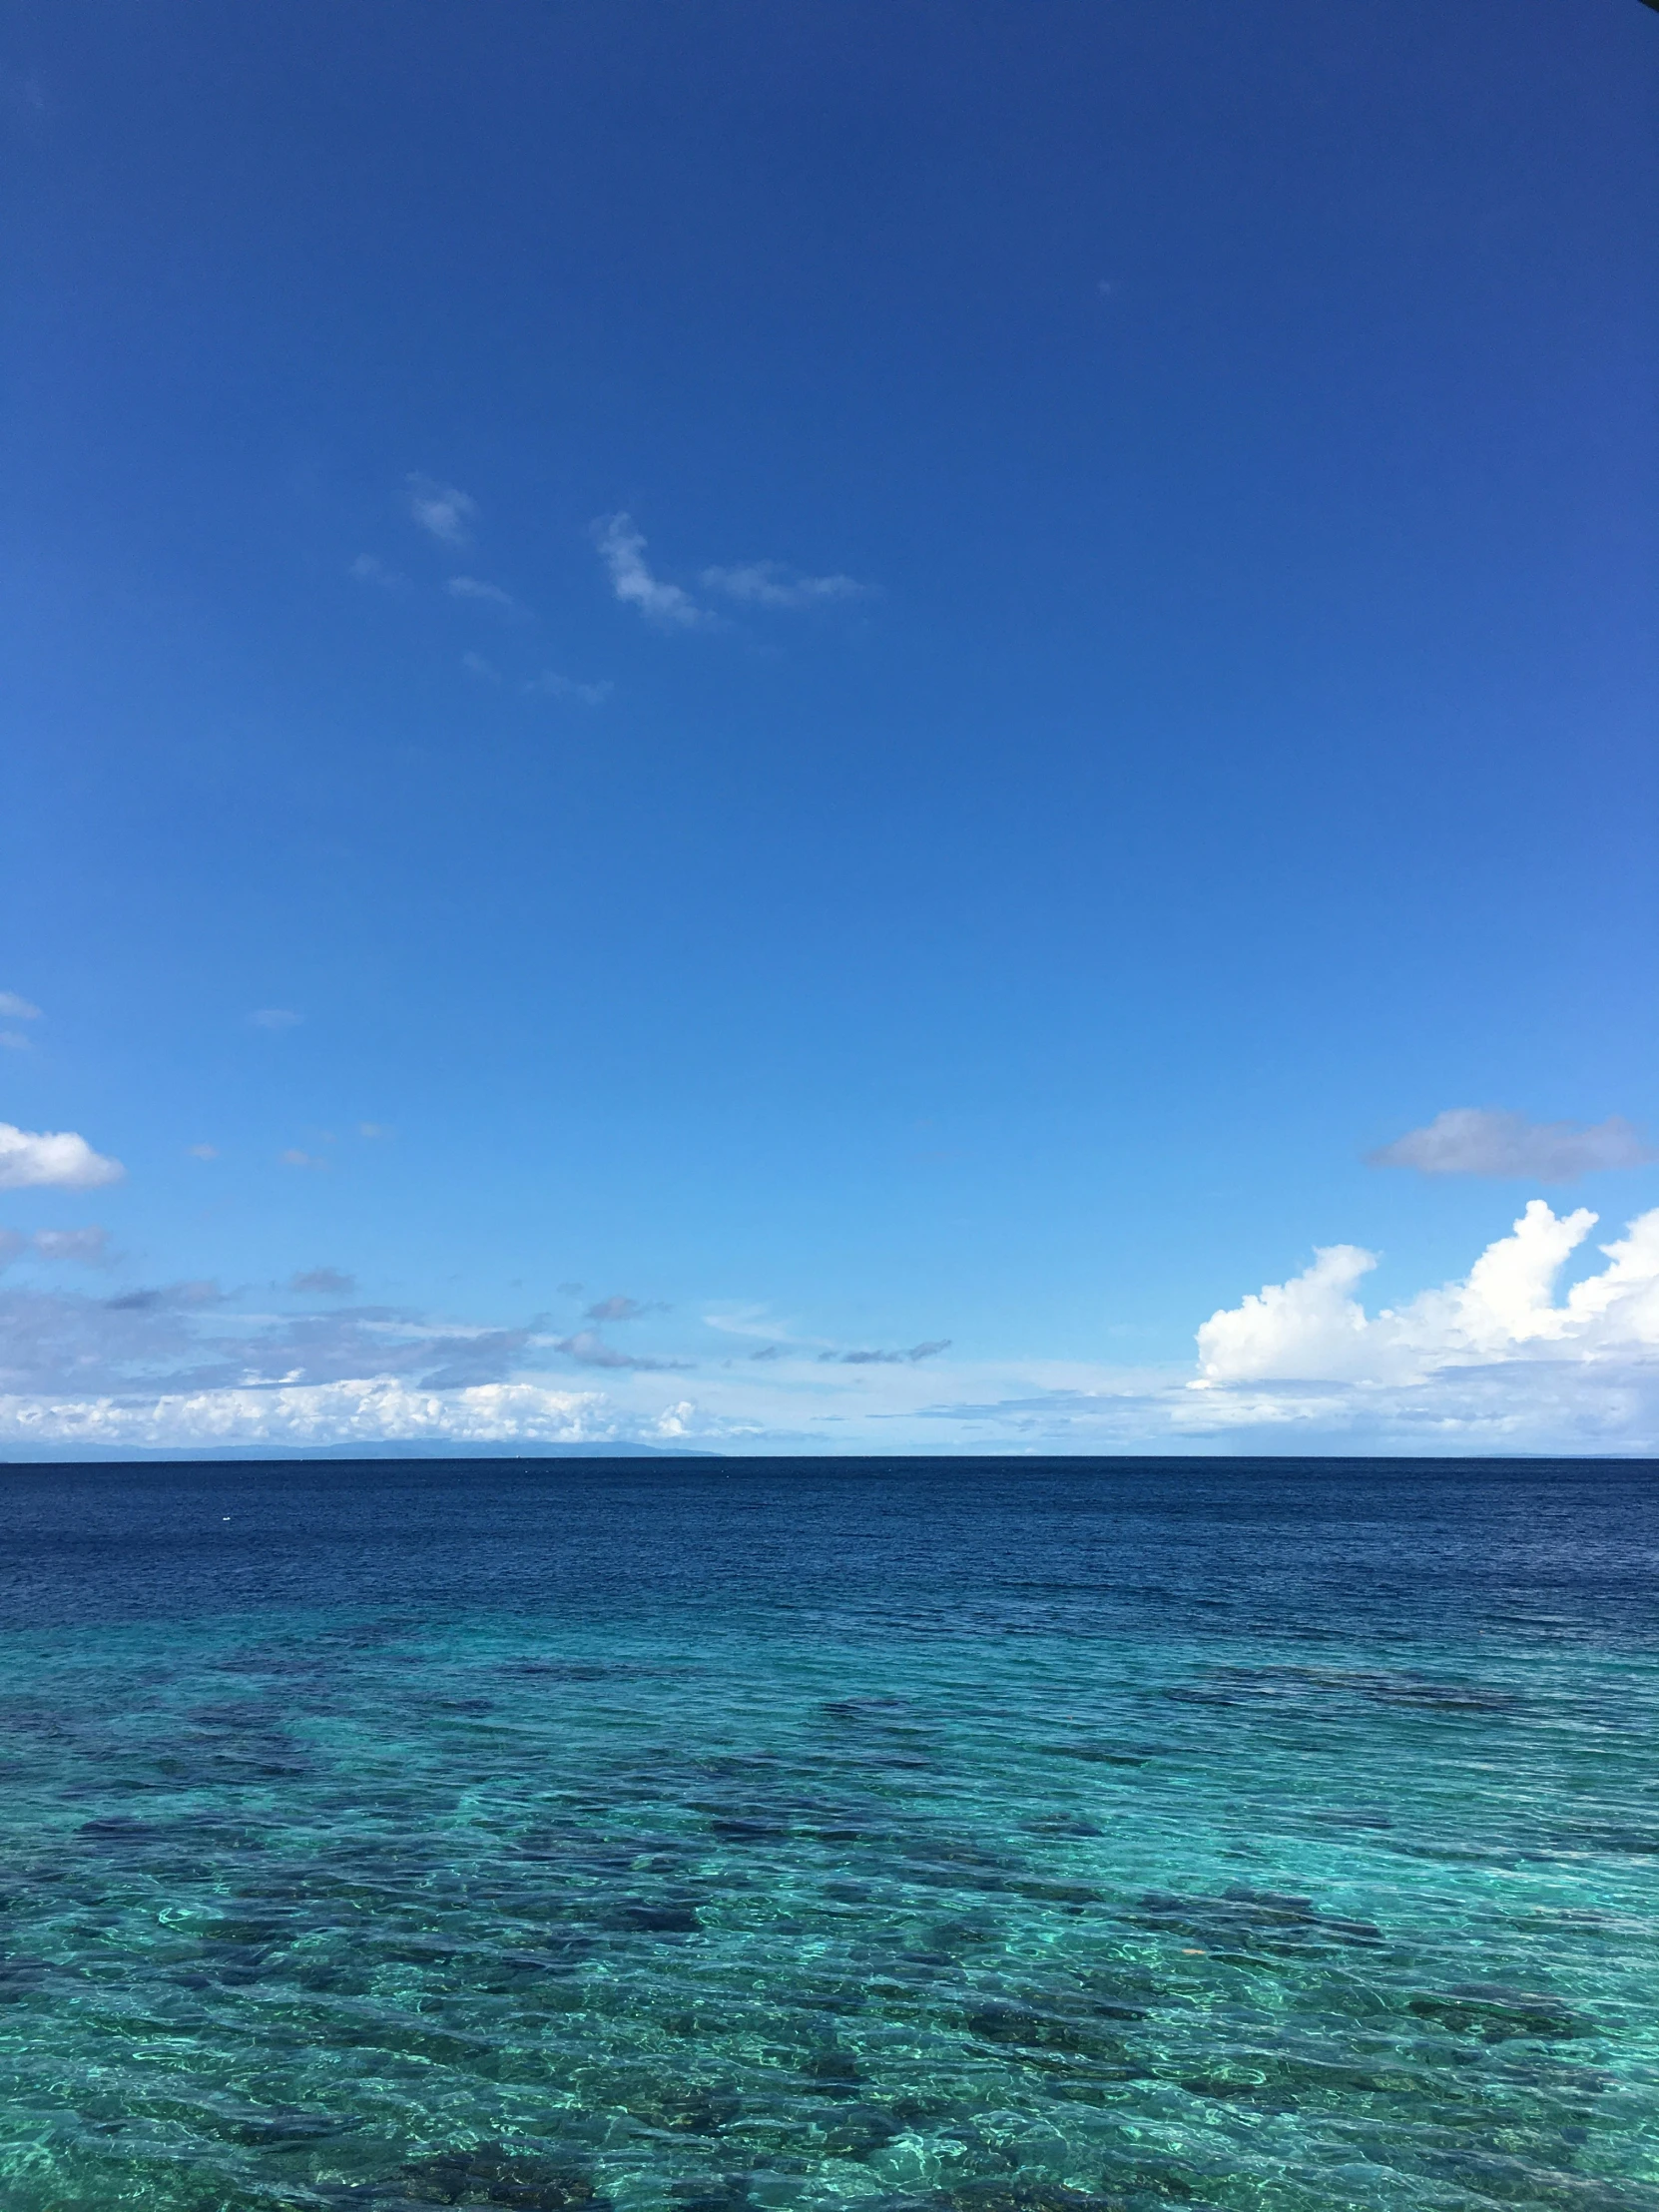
1195, 1245, 1381, 1383
406, 474, 477, 548
250, 1008, 301, 1030
523, 669, 613, 706
0, 1032, 32, 1053
0, 992, 42, 1020
447, 576, 526, 617
0, 1124, 125, 1191
188, 1143, 219, 1160
349, 553, 409, 591
1196, 1200, 1659, 1387
279, 1149, 329, 1171
592, 514, 707, 628
462, 651, 502, 683
592, 516, 869, 628
1371, 1107, 1655, 1180
0, 1378, 613, 1452
700, 560, 870, 609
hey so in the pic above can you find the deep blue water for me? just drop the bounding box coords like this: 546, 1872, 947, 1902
0, 1456, 1655, 2212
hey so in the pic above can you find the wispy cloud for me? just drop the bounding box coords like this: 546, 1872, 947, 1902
357, 1123, 392, 1140
700, 560, 871, 609
583, 1295, 666, 1324
818, 1340, 951, 1366
462, 651, 502, 684
349, 552, 409, 591
188, 1143, 219, 1161
524, 669, 612, 706
1, 66, 49, 121
552, 1329, 688, 1372
447, 575, 527, 617
278, 1149, 329, 1171
0, 992, 42, 1020
33, 1227, 113, 1266
289, 1267, 356, 1297
0, 1032, 32, 1053
1371, 1108, 1655, 1181
593, 514, 708, 628
406, 474, 477, 549
0, 1124, 125, 1192
104, 1281, 228, 1314
250, 1008, 301, 1031
0, 1287, 546, 1403
0, 1226, 112, 1271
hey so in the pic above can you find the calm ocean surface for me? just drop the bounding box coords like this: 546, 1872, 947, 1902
0, 1457, 1655, 2212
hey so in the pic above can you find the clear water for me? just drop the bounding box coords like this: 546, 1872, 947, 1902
0, 1457, 1655, 2212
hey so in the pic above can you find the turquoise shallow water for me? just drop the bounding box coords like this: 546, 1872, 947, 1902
0, 1458, 1655, 2212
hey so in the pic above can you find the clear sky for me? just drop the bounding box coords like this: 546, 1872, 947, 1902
4, 0, 1657, 1456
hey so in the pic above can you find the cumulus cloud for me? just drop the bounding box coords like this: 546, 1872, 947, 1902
592, 514, 707, 628
250, 1008, 300, 1031
1196, 1200, 1659, 1387
524, 669, 612, 706
700, 560, 870, 609
1370, 1108, 1655, 1181
350, 553, 409, 591
0, 1378, 612, 1453
406, 474, 477, 549
901, 1203, 1659, 1455
447, 575, 526, 616
289, 1267, 356, 1297
0, 1124, 125, 1192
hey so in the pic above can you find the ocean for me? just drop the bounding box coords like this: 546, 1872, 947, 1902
0, 1456, 1654, 2212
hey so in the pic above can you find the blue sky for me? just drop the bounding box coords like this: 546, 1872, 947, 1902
4, 0, 1657, 1454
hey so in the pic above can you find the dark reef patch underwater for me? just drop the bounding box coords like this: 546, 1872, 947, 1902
0, 1455, 1655, 2211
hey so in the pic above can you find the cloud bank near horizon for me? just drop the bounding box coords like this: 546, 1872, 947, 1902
3, 1201, 1657, 1457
